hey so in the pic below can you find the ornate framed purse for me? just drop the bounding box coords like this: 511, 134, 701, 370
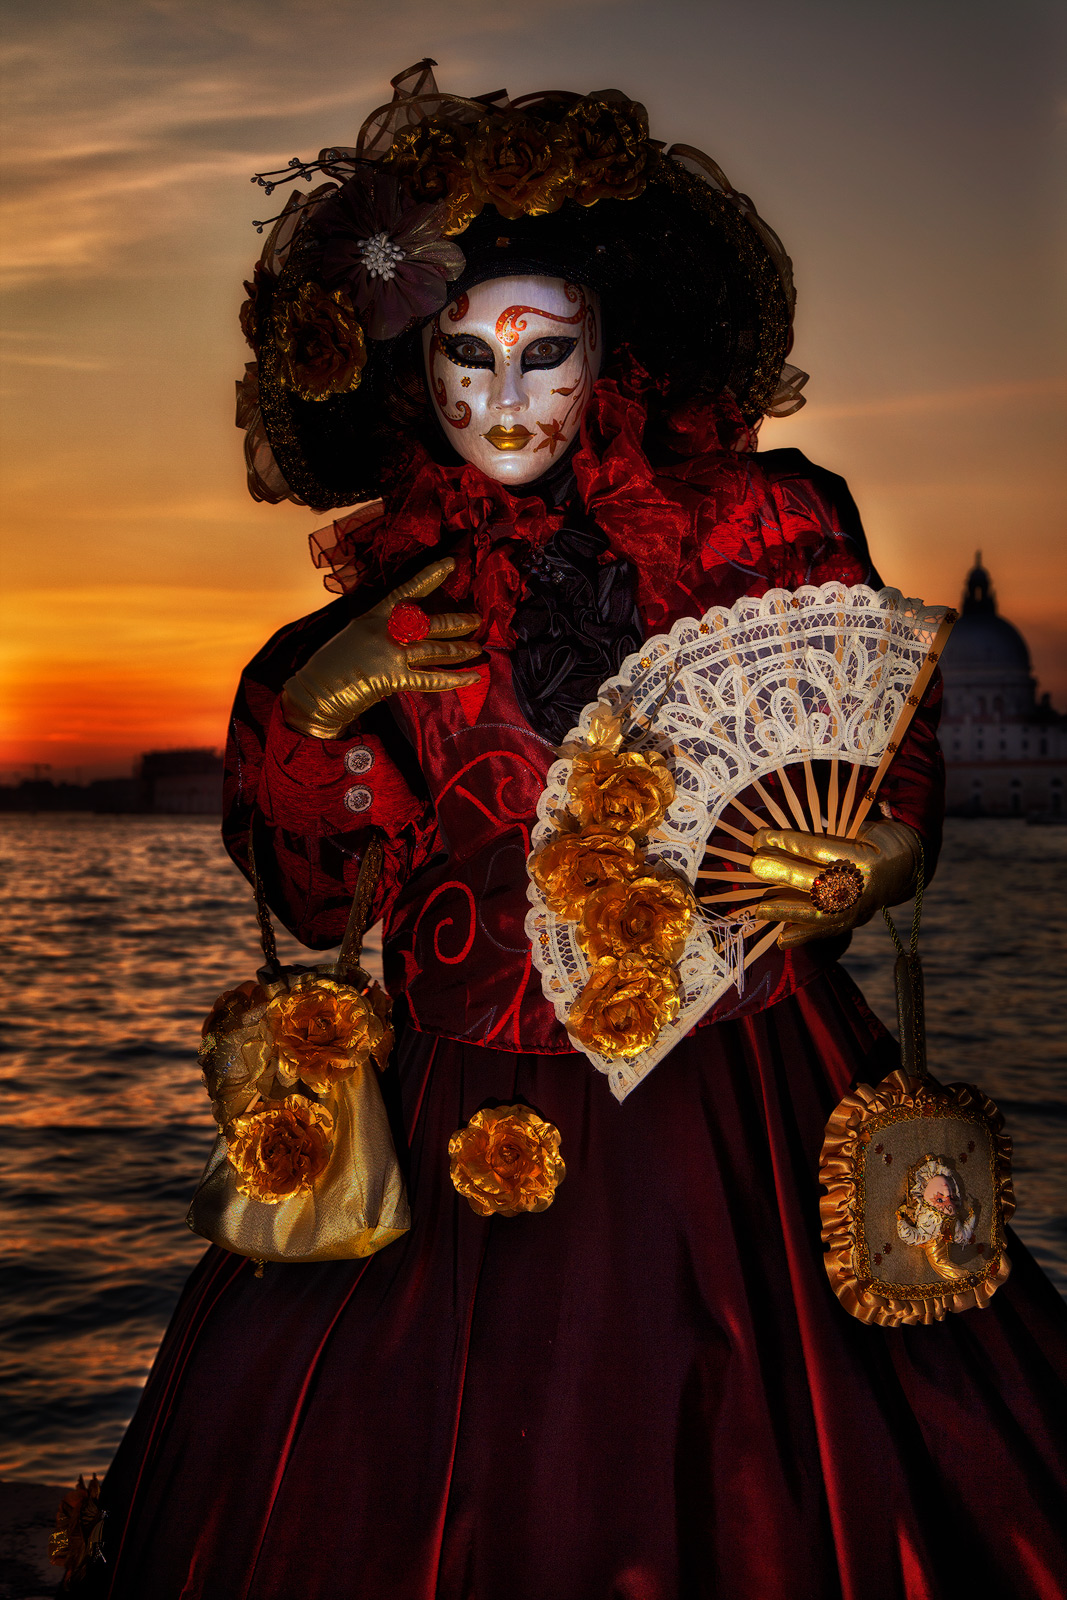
819, 893, 1015, 1326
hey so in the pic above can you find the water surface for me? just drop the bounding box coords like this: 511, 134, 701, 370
1, 815, 1063, 1484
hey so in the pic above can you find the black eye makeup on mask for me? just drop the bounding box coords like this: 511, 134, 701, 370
438, 333, 495, 369
520, 337, 578, 372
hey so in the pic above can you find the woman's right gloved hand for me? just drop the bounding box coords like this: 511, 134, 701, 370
281, 557, 482, 740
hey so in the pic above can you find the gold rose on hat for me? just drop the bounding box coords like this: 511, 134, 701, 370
273, 281, 367, 402
449, 1104, 566, 1219
382, 121, 482, 235
466, 113, 576, 220
563, 97, 650, 206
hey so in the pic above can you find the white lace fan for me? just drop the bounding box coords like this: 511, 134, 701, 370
525, 582, 956, 1101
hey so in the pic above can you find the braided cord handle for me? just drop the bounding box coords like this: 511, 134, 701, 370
248, 825, 385, 988
882, 844, 929, 1080
248, 830, 282, 979
336, 832, 385, 986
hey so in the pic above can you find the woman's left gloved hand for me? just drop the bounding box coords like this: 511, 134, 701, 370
749, 819, 921, 949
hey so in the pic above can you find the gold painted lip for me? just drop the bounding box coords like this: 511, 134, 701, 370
483, 425, 532, 450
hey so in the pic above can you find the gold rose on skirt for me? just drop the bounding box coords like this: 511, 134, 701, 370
527, 702, 693, 1061
449, 1105, 566, 1218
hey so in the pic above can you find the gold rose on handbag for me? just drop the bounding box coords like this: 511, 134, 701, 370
188, 831, 410, 1265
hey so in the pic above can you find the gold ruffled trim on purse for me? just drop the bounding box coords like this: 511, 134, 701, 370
819, 1069, 1014, 1327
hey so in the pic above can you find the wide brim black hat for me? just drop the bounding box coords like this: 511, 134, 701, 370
241, 64, 806, 513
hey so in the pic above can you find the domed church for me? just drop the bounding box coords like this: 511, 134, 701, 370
939, 555, 1066, 817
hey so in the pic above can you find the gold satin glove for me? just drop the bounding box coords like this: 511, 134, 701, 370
282, 556, 482, 739
749, 819, 921, 949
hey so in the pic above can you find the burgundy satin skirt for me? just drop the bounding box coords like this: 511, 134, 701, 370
95, 968, 1067, 1600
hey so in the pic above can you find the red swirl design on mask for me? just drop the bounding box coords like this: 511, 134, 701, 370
429, 323, 472, 429
447, 293, 469, 322
496, 282, 585, 349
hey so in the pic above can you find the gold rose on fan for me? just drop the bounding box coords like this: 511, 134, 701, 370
227, 1095, 334, 1204
265, 974, 393, 1093
578, 872, 693, 964
566, 747, 675, 839
529, 827, 645, 920
448, 1105, 566, 1219
567, 953, 681, 1059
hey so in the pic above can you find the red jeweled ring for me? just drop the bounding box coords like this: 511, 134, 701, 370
388, 602, 432, 646
810, 859, 865, 914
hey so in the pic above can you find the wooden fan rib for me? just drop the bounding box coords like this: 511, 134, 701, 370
697, 887, 770, 904
777, 766, 811, 832
803, 759, 823, 834
696, 870, 762, 885
712, 816, 757, 849
750, 779, 792, 831
826, 758, 841, 837
743, 922, 785, 968
843, 609, 958, 839
835, 761, 863, 841
724, 795, 769, 834
699, 846, 754, 868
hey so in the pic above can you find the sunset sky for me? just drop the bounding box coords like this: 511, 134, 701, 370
1, 0, 1064, 778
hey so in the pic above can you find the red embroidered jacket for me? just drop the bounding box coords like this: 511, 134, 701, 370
224, 376, 944, 1054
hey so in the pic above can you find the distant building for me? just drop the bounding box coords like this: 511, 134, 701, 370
939, 556, 1066, 817
139, 749, 223, 815
0, 749, 223, 814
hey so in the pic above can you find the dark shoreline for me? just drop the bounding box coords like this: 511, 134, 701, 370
0, 1480, 64, 1599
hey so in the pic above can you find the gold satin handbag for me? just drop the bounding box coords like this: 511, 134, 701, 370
187, 832, 410, 1265
819, 856, 1014, 1326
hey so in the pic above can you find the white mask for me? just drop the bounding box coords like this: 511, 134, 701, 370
421, 274, 602, 486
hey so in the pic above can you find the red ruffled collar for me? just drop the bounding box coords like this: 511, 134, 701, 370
308, 360, 755, 646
